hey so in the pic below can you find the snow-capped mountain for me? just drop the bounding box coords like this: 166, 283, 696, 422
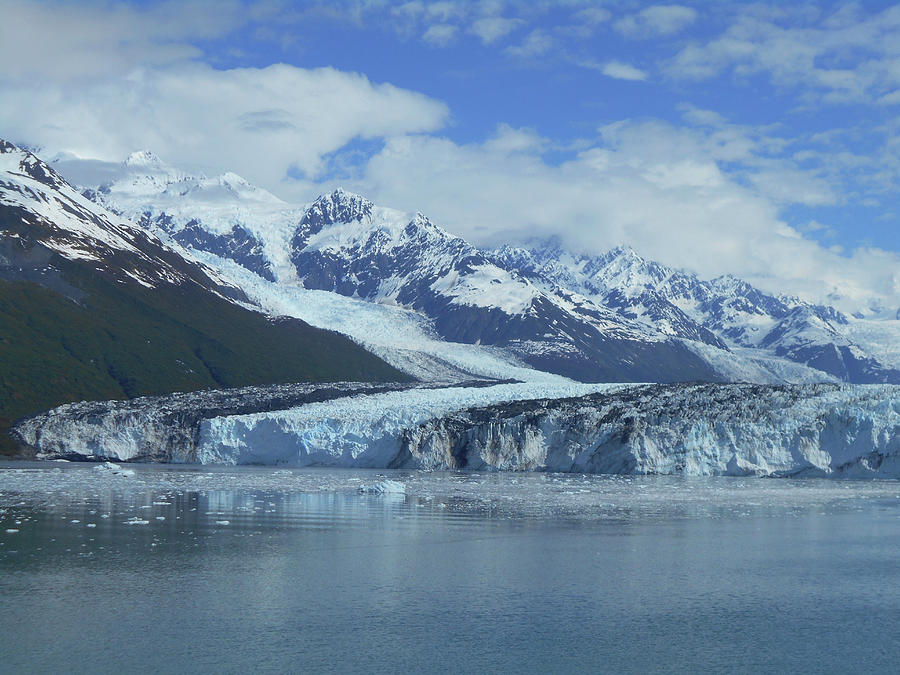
61, 151, 726, 382
0, 139, 407, 451
287, 189, 724, 382
506, 240, 900, 383
55, 148, 900, 385
73, 150, 294, 283
0, 140, 238, 294
491, 242, 727, 348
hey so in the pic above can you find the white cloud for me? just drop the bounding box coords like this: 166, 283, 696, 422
422, 23, 459, 46
392, 0, 465, 21
326, 121, 899, 313
573, 7, 612, 25
505, 30, 554, 58
482, 124, 546, 154
667, 5, 900, 104
747, 165, 837, 207
615, 5, 698, 39
0, 0, 244, 81
423, 1, 468, 22
599, 61, 648, 81
0, 63, 449, 190
469, 16, 522, 44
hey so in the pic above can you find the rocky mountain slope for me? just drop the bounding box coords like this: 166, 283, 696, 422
0, 140, 408, 452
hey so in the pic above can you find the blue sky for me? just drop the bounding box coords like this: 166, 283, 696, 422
1, 0, 898, 312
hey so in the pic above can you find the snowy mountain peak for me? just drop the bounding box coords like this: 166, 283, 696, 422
0, 139, 69, 191
523, 236, 568, 262
599, 245, 660, 273
0, 139, 240, 293
124, 150, 163, 167
300, 188, 374, 228
219, 171, 248, 186
410, 212, 435, 229
592, 244, 671, 290
605, 244, 641, 260
710, 273, 754, 295
159, 171, 283, 205
97, 150, 202, 197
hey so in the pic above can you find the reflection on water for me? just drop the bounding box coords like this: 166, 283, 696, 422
1, 462, 899, 674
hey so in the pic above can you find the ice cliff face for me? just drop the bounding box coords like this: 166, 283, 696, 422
395, 383, 900, 477
16, 382, 900, 478
12, 382, 415, 462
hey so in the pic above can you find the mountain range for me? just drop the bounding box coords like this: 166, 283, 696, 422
53, 147, 900, 387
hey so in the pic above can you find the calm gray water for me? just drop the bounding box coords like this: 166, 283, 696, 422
1, 462, 899, 674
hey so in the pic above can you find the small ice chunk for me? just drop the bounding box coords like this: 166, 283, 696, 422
5, 529, 19, 534
124, 517, 149, 525
359, 480, 406, 495
93, 462, 135, 477
215, 520, 230, 525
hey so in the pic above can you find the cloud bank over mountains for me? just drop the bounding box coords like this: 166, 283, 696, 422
1, 0, 898, 315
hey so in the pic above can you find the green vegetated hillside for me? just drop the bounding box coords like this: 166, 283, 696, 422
0, 256, 410, 454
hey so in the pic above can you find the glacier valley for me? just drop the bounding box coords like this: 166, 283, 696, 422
4, 141, 899, 476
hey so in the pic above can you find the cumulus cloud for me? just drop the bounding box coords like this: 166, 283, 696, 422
598, 61, 648, 81
573, 7, 612, 26
505, 30, 555, 58
0, 63, 449, 189
667, 5, 900, 103
469, 16, 523, 44
615, 5, 698, 39
0, 0, 245, 81
422, 23, 459, 46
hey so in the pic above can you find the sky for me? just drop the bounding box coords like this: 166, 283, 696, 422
1, 0, 898, 315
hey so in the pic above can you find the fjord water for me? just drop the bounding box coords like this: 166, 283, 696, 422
1, 463, 899, 674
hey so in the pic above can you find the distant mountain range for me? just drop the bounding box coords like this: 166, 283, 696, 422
53, 147, 900, 387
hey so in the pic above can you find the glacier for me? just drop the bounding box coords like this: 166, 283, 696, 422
12, 382, 420, 463
14, 382, 900, 478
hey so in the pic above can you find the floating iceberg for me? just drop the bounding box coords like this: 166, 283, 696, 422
92, 462, 135, 477
358, 480, 406, 495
